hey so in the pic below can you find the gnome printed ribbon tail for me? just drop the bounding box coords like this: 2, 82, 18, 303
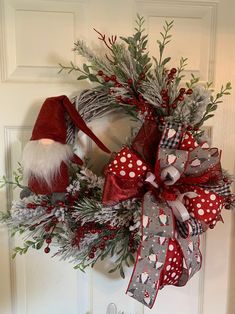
126, 192, 202, 308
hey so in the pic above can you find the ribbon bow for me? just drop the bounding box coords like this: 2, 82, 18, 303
102, 119, 230, 308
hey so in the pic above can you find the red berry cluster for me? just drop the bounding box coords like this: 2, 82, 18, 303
72, 223, 119, 259
128, 231, 139, 254
97, 70, 119, 85
26, 202, 37, 209
97, 69, 147, 104
43, 217, 59, 254
160, 68, 194, 115
167, 68, 177, 84
186, 124, 199, 132
160, 89, 169, 109
171, 87, 187, 109
27, 200, 66, 212
97, 69, 155, 120
97, 70, 145, 87
40, 200, 66, 254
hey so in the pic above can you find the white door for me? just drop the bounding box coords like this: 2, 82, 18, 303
0, 0, 234, 314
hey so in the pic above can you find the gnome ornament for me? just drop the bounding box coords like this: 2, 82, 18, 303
23, 95, 110, 195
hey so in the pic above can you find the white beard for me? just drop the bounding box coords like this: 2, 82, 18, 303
22, 140, 73, 187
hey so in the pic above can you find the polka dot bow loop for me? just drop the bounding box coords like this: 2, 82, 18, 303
159, 239, 184, 288
183, 186, 224, 228
102, 147, 150, 204
180, 131, 209, 151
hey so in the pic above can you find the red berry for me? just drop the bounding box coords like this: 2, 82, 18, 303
44, 247, 50, 254
51, 217, 58, 224
178, 95, 184, 101
161, 89, 167, 96
97, 70, 104, 76
56, 201, 65, 207
125, 98, 132, 104
103, 236, 109, 241
116, 96, 122, 102
114, 83, 122, 88
159, 117, 165, 124
44, 225, 51, 232
107, 225, 118, 230
46, 237, 52, 244
27, 203, 36, 209
99, 242, 106, 250
186, 88, 193, 95
91, 246, 97, 253
127, 78, 133, 85
89, 252, 95, 259
110, 75, 117, 81
172, 103, 177, 109
171, 68, 177, 74
104, 76, 110, 82
179, 88, 186, 94
90, 229, 97, 234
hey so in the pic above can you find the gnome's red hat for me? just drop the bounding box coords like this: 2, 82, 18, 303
23, 95, 110, 195
31, 95, 110, 151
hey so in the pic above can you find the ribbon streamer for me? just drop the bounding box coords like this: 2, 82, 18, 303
126, 192, 201, 308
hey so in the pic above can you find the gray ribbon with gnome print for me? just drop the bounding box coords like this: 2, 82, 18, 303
126, 192, 201, 308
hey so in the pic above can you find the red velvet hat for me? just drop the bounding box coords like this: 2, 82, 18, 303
31, 95, 110, 153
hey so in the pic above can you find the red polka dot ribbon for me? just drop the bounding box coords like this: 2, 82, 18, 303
107, 146, 148, 179
102, 147, 150, 204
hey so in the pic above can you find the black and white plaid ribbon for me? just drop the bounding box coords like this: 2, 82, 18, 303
200, 182, 232, 197
176, 218, 205, 238
160, 122, 185, 149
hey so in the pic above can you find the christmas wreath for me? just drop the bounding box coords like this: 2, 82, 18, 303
1, 16, 234, 308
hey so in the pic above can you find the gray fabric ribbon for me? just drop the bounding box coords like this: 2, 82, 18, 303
126, 192, 201, 308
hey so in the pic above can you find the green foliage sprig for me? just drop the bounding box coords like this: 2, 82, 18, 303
0, 163, 24, 189
195, 82, 232, 128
